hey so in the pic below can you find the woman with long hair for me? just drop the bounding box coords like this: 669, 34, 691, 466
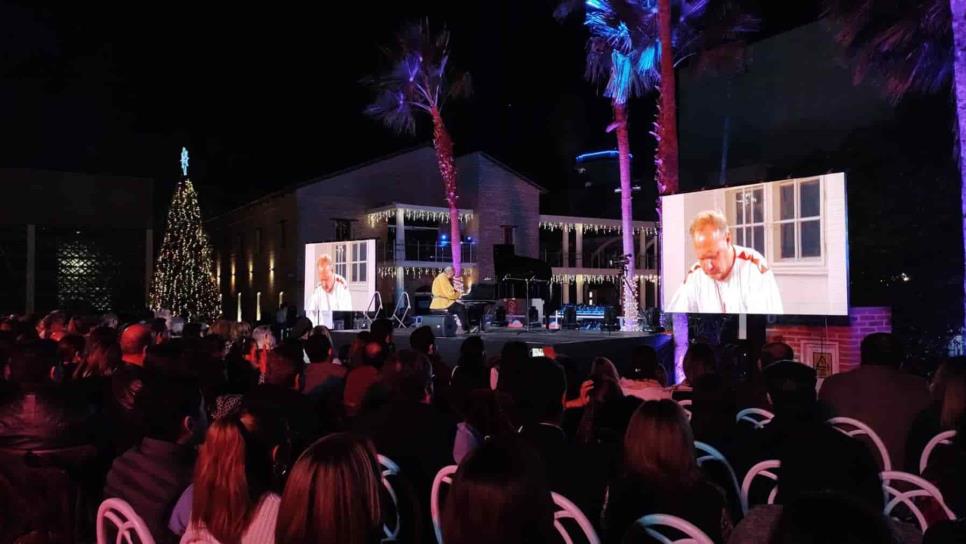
180, 408, 289, 544
453, 389, 514, 462
442, 436, 555, 544
604, 400, 730, 543
72, 325, 120, 380
449, 336, 490, 414
275, 433, 382, 544
907, 358, 966, 471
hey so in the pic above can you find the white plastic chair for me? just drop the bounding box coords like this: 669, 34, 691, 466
735, 408, 774, 429
551, 491, 601, 544
378, 454, 403, 542
431, 464, 458, 544
740, 460, 780, 514
919, 430, 957, 474
881, 470, 957, 532
677, 399, 692, 421
694, 441, 743, 514
635, 513, 714, 544
827, 417, 892, 471
96, 498, 156, 544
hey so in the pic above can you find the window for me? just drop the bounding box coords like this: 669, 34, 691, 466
334, 243, 347, 280
279, 220, 287, 249
777, 179, 821, 260
730, 186, 765, 254
350, 241, 367, 282
334, 219, 352, 242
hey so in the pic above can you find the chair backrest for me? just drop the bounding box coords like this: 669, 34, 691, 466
378, 454, 402, 542
551, 492, 601, 544
735, 408, 774, 429
881, 470, 957, 532
96, 498, 155, 544
740, 460, 780, 514
431, 465, 458, 544
694, 441, 743, 514
919, 430, 957, 474
677, 399, 692, 421
827, 417, 892, 471
635, 513, 714, 544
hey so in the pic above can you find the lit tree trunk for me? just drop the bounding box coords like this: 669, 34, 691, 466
613, 101, 638, 330
952, 0, 966, 333
431, 108, 463, 291
656, 0, 687, 381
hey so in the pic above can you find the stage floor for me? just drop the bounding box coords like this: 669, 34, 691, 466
329, 326, 674, 376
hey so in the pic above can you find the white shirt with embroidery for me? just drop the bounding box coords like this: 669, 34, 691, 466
306, 274, 353, 312
667, 244, 783, 314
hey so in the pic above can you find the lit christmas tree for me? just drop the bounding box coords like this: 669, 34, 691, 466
149, 148, 221, 321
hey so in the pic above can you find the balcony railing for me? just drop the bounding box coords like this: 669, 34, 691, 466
380, 241, 477, 263
541, 249, 656, 270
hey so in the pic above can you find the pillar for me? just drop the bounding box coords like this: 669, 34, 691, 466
562, 279, 570, 304
639, 229, 647, 308
145, 228, 154, 305
25, 224, 35, 314
576, 274, 584, 304
394, 209, 405, 299
575, 224, 584, 268
561, 227, 569, 268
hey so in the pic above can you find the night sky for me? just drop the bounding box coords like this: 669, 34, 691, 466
0, 0, 822, 216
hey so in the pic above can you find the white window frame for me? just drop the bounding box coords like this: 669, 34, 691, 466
774, 178, 824, 263
727, 185, 766, 255
334, 243, 348, 280
350, 241, 367, 283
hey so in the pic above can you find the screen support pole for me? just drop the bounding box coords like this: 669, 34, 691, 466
738, 313, 748, 340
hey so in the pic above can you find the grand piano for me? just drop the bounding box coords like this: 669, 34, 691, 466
460, 245, 553, 330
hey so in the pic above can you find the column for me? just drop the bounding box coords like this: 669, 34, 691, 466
576, 274, 584, 304
25, 224, 35, 314
575, 224, 584, 268
145, 229, 154, 305
639, 229, 647, 308
561, 228, 569, 268
562, 279, 570, 304
395, 209, 405, 299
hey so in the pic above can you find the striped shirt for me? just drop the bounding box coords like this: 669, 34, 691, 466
179, 493, 280, 544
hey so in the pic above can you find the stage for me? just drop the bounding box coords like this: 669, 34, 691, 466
329, 326, 675, 377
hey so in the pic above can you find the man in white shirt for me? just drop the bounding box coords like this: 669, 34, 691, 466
668, 210, 783, 314
306, 254, 352, 313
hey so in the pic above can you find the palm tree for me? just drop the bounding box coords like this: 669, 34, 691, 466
826, 0, 966, 331
365, 20, 472, 287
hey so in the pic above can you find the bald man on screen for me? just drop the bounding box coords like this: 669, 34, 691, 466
667, 210, 783, 314
306, 254, 352, 312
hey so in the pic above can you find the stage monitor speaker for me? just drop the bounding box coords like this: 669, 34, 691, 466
602, 305, 619, 331
418, 314, 458, 337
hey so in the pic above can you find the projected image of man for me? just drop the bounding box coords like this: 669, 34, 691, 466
668, 210, 783, 314
306, 254, 352, 312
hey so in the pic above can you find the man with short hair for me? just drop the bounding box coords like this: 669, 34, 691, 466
244, 349, 318, 455
110, 323, 156, 453
104, 376, 202, 543
736, 341, 794, 410
819, 333, 931, 469
306, 254, 352, 313
668, 210, 783, 314
302, 334, 345, 396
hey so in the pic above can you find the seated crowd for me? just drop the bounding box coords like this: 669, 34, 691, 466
0, 310, 964, 543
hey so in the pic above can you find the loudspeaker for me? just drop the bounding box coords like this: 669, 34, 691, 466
602, 305, 619, 331
417, 314, 458, 337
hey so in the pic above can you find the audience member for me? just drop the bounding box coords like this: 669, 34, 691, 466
244, 349, 318, 455
104, 376, 202, 543
369, 318, 395, 349
907, 357, 966, 472
56, 334, 85, 381
344, 341, 386, 416
302, 334, 345, 396
604, 399, 730, 544
820, 333, 932, 469
347, 330, 373, 370
924, 519, 966, 544
690, 372, 737, 453
177, 408, 288, 544
453, 388, 514, 463
448, 335, 490, 414
410, 325, 452, 412
441, 436, 555, 544
769, 493, 898, 544
736, 341, 792, 410
150, 318, 169, 345
275, 433, 382, 544
923, 415, 966, 518
224, 337, 261, 394
671, 342, 717, 400
620, 346, 672, 401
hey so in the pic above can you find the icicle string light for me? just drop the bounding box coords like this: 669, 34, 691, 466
367, 205, 473, 228
539, 220, 657, 236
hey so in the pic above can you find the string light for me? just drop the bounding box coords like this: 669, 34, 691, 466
551, 273, 659, 285
378, 266, 475, 279
149, 149, 221, 322
539, 220, 657, 236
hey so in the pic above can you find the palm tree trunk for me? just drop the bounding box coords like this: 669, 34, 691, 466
952, 0, 966, 334
431, 108, 463, 290
613, 101, 638, 331
656, 0, 686, 382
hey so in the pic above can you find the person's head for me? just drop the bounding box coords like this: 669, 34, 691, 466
463, 389, 513, 439
348, 331, 372, 369
519, 357, 566, 425
683, 343, 716, 385
100, 312, 119, 329
627, 345, 662, 382
381, 349, 433, 404
317, 255, 336, 291
119, 323, 153, 366
182, 322, 203, 339
78, 326, 120, 378
759, 341, 794, 370
409, 326, 436, 356
252, 325, 276, 351
57, 334, 85, 366
860, 333, 904, 368
169, 316, 185, 337
150, 318, 169, 344
138, 375, 204, 444
443, 265, 455, 279
770, 492, 895, 544
276, 433, 382, 544
144, 341, 186, 376
264, 349, 302, 390
590, 356, 621, 384
303, 334, 333, 365
458, 335, 486, 368
291, 317, 313, 341
6, 340, 59, 385
763, 361, 818, 418
576, 376, 625, 445
932, 358, 966, 429
496, 341, 530, 392
192, 408, 288, 544
689, 210, 734, 281
623, 400, 700, 490
441, 436, 554, 544
369, 318, 394, 347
